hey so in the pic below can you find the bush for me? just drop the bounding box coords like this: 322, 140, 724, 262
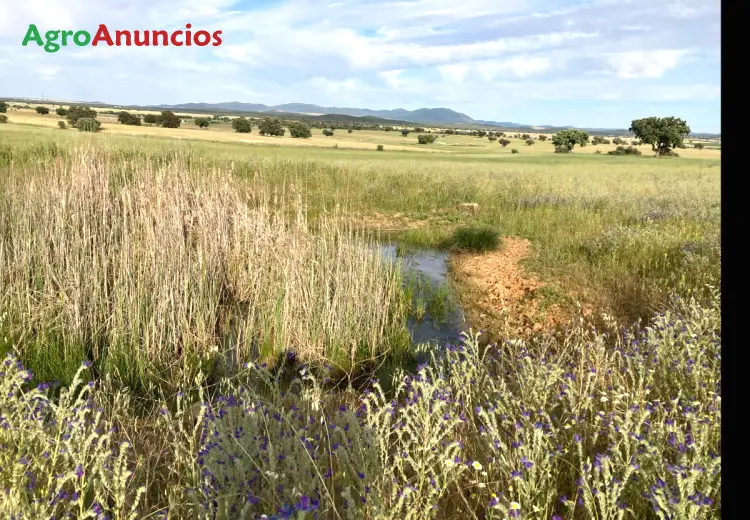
322, 128, 334, 137
0, 101, 7, 113
348, 129, 353, 133
417, 134, 437, 144
607, 145, 643, 156
258, 117, 285, 136
35, 106, 49, 115
401, 129, 410, 137
591, 136, 611, 145
159, 111, 182, 128
488, 136, 497, 142
511, 148, 519, 154
521, 133, 531, 140
595, 150, 601, 154
612, 137, 625, 145
232, 116, 252, 133
525, 139, 534, 146
538, 134, 548, 141
195, 118, 210, 128
143, 114, 158, 125
0, 114, 7, 124
554, 145, 571, 153
75, 117, 100, 132
288, 121, 312, 138
450, 225, 501, 252
476, 130, 487, 138
117, 111, 142, 126
57, 121, 66, 129
65, 105, 97, 127
694, 143, 705, 149
377, 144, 384, 151
55, 107, 67, 116
384, 126, 393, 132
498, 138, 510, 147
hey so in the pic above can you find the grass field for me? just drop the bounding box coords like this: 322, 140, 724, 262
0, 115, 721, 519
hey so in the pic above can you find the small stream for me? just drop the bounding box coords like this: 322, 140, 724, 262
378, 244, 467, 346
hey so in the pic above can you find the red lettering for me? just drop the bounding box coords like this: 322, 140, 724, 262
115, 30, 131, 46
152, 30, 169, 46
133, 30, 150, 46
194, 30, 211, 46
212, 30, 223, 46
170, 30, 183, 46
185, 23, 192, 46
91, 24, 114, 46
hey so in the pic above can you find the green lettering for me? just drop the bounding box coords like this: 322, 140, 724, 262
73, 30, 91, 46
61, 30, 74, 46
21, 24, 44, 46
44, 30, 61, 53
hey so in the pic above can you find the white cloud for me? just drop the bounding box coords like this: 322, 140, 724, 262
607, 50, 686, 78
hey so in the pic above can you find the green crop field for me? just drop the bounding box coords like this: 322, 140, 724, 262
0, 114, 721, 519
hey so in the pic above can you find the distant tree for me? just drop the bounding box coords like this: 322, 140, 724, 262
591, 136, 611, 145
414, 127, 425, 133
693, 142, 705, 149
476, 130, 487, 138
417, 134, 437, 144
384, 126, 393, 131
521, 133, 531, 140
348, 129, 353, 133
401, 129, 410, 137
288, 121, 312, 138
607, 145, 642, 156
525, 139, 534, 146
499, 138, 511, 147
143, 114, 158, 125
629, 117, 690, 156
322, 128, 334, 136
631, 140, 641, 146
0, 101, 7, 113
35, 106, 49, 115
537, 135, 548, 141
0, 114, 8, 124
552, 129, 589, 152
195, 117, 210, 128
258, 117, 285, 136
58, 121, 66, 129
497, 132, 505, 137
117, 111, 141, 126
65, 105, 98, 127
55, 107, 67, 116
159, 111, 182, 128
511, 148, 519, 154
488, 136, 497, 142
612, 137, 625, 145
377, 144, 384, 151
232, 116, 252, 133
75, 117, 100, 132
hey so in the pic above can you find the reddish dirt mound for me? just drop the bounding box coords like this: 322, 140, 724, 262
451, 236, 590, 340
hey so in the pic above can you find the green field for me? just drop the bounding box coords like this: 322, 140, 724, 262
0, 118, 721, 519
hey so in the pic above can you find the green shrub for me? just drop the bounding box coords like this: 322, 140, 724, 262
450, 225, 501, 251
348, 129, 353, 133
694, 143, 705, 149
65, 105, 97, 127
511, 148, 519, 154
143, 114, 158, 125
0, 114, 7, 124
0, 101, 7, 113
35, 106, 49, 115
75, 117, 100, 132
288, 121, 312, 138
607, 145, 643, 156
499, 138, 510, 147
117, 111, 141, 126
525, 139, 534, 146
417, 134, 437, 144
232, 116, 252, 133
57, 121, 66, 129
55, 107, 67, 116
377, 144, 384, 151
159, 111, 182, 128
554, 145, 571, 153
322, 128, 334, 136
401, 129, 410, 137
194, 118, 210, 128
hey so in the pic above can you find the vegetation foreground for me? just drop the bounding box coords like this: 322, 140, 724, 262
0, 127, 720, 518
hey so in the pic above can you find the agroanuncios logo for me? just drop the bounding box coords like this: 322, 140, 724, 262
22, 24, 223, 53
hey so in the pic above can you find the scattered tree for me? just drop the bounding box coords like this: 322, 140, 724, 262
322, 129, 334, 137
377, 144, 384, 151
258, 117, 285, 136
511, 148, 519, 154
75, 117, 100, 132
476, 130, 487, 138
0, 101, 7, 113
498, 138, 511, 147
35, 106, 50, 115
143, 114, 158, 125
417, 134, 438, 144
232, 116, 252, 133
288, 121, 312, 138
65, 105, 98, 127
57, 121, 66, 129
607, 145, 642, 156
401, 129, 410, 137
0, 114, 8, 124
629, 117, 690, 157
117, 111, 142, 126
55, 107, 67, 116
538, 135, 548, 141
348, 129, 353, 133
631, 140, 642, 146
195, 117, 210, 128
384, 126, 393, 132
694, 142, 705, 149
159, 111, 182, 128
521, 134, 531, 140
551, 129, 590, 152
488, 136, 497, 142
525, 139, 534, 146
612, 137, 625, 145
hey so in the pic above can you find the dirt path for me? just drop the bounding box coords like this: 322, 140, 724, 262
451, 236, 591, 340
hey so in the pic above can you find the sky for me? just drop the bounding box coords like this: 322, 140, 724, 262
0, 0, 721, 132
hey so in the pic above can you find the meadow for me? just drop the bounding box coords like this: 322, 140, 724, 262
0, 115, 721, 519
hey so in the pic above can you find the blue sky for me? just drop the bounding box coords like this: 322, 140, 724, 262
0, 0, 720, 132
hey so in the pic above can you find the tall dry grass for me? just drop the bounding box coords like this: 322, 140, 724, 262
0, 145, 407, 390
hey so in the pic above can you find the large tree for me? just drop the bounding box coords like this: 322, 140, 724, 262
159, 111, 182, 128
65, 105, 98, 127
232, 116, 252, 133
551, 129, 590, 152
258, 117, 285, 136
629, 117, 690, 156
